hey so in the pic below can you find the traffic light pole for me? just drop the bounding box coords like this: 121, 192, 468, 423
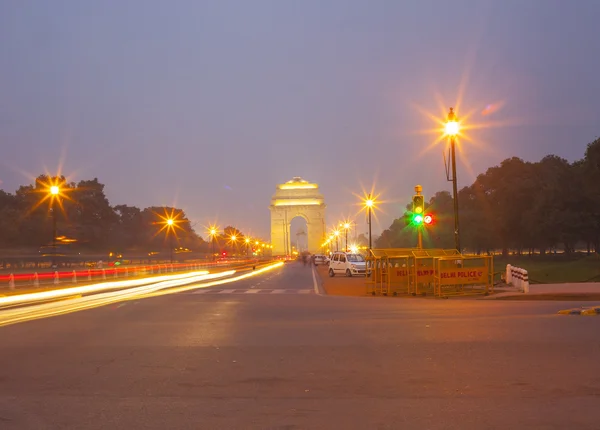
450, 136, 461, 253
414, 185, 423, 249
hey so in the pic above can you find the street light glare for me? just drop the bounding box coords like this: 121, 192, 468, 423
231, 235, 237, 241
344, 223, 350, 229
50, 185, 60, 195
166, 219, 174, 226
445, 120, 460, 136
365, 199, 374, 208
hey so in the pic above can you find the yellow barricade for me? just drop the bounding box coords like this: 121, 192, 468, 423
433, 255, 494, 297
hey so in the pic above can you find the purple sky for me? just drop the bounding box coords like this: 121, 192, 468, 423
1, 0, 599, 240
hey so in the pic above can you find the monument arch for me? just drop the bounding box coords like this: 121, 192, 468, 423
270, 177, 326, 255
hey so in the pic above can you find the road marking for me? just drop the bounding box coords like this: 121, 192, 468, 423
192, 289, 314, 295
311, 265, 322, 295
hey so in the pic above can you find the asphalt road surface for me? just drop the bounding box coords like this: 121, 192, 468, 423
0, 262, 599, 429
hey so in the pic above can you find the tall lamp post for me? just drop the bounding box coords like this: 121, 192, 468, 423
342, 222, 351, 252
445, 107, 461, 252
334, 230, 340, 252
365, 194, 374, 250
50, 185, 60, 267
245, 237, 251, 257
209, 228, 218, 261
166, 218, 174, 263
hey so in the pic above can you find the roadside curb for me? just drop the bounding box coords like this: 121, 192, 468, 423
311, 265, 326, 295
557, 306, 600, 316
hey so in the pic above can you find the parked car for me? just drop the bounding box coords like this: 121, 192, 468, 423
313, 254, 328, 266
328, 252, 366, 277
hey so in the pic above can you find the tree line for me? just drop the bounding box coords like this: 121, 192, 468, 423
376, 137, 600, 256
0, 175, 254, 257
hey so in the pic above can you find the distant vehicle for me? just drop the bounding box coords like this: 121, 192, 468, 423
313, 254, 328, 266
328, 252, 366, 277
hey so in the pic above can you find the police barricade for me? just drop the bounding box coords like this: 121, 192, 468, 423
410, 249, 461, 296
367, 248, 457, 296
366, 249, 415, 296
433, 255, 493, 297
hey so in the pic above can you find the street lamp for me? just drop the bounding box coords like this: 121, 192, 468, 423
166, 218, 175, 263
334, 230, 340, 252
342, 222, 351, 252
364, 195, 374, 250
49, 185, 60, 267
208, 227, 218, 261
445, 107, 461, 252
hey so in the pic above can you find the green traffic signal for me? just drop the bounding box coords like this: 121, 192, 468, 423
413, 214, 423, 224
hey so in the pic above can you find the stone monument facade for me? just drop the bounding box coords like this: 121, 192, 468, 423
269, 177, 326, 255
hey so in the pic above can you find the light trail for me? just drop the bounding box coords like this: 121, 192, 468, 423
0, 271, 235, 327
141, 261, 285, 298
0, 262, 284, 327
0, 271, 211, 308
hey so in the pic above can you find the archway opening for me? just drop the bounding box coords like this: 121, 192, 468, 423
290, 216, 308, 255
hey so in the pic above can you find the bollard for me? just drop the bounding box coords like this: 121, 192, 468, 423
8, 273, 15, 290
88, 270, 92, 281
523, 269, 529, 293
102, 269, 106, 280
72, 270, 77, 283
33, 272, 39, 288
54, 271, 60, 285
506, 264, 512, 284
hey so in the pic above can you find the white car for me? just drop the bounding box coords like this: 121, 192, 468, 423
328, 252, 366, 277
313, 254, 328, 266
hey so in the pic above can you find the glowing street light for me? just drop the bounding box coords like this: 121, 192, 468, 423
445, 107, 461, 252
362, 194, 377, 250
166, 218, 176, 263
342, 222, 351, 252
207, 226, 219, 262
48, 184, 61, 267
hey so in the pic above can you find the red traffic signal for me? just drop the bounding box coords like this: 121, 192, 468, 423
423, 214, 433, 225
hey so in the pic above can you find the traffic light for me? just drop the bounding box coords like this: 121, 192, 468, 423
412, 194, 424, 225
412, 195, 424, 215
412, 214, 423, 225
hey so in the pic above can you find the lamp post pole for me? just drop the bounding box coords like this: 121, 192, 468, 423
451, 135, 460, 252
368, 194, 372, 250
345, 228, 348, 252
446, 107, 461, 253
52, 201, 57, 268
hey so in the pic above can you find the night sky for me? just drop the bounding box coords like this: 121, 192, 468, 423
1, 0, 599, 239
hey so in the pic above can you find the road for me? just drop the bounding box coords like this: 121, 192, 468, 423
0, 262, 599, 429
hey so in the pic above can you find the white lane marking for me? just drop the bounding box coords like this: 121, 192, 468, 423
311, 265, 321, 295
192, 289, 313, 295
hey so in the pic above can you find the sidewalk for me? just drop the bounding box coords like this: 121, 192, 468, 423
484, 282, 600, 300
316, 264, 600, 301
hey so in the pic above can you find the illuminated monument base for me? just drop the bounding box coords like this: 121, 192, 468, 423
270, 177, 326, 255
